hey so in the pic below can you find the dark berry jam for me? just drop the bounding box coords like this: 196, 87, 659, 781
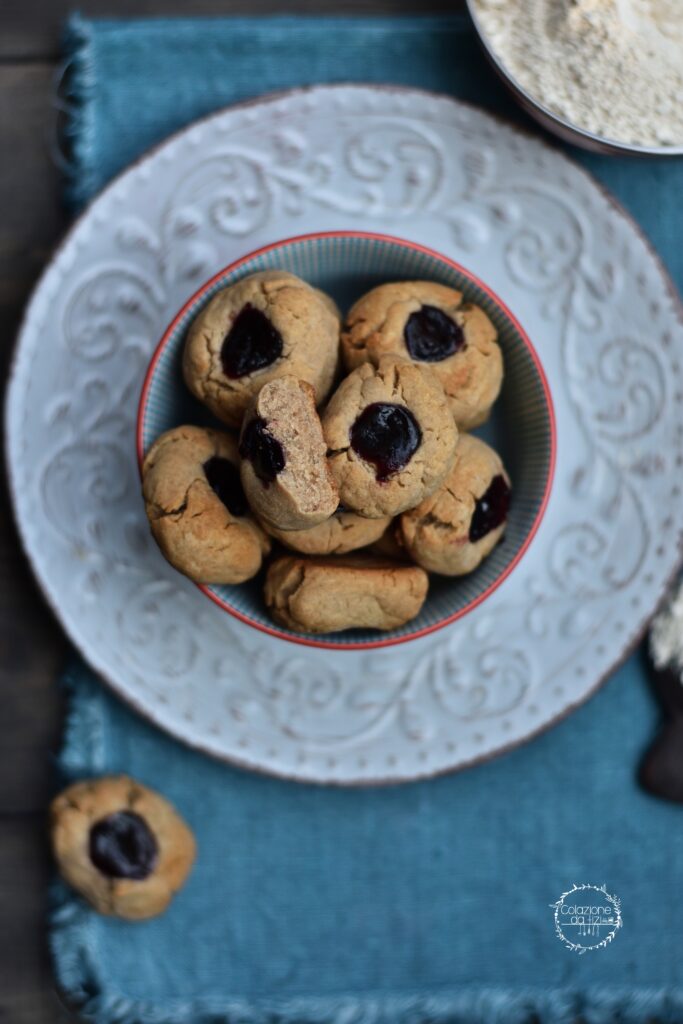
469, 474, 511, 542
203, 456, 248, 517
239, 417, 285, 485
220, 304, 283, 379
404, 305, 465, 362
89, 811, 158, 880
350, 402, 421, 482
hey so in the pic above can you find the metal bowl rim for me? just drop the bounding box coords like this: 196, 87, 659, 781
464, 0, 683, 158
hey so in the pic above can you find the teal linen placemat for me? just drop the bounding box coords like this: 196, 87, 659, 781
53, 14, 683, 1023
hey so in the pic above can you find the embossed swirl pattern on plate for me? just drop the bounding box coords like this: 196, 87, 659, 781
7, 86, 683, 782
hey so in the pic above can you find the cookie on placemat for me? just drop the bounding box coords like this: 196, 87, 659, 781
183, 270, 340, 428
341, 280, 503, 429
142, 425, 270, 584
50, 776, 195, 920
322, 356, 458, 518
264, 554, 429, 634
399, 433, 511, 575
264, 507, 391, 556
239, 375, 338, 532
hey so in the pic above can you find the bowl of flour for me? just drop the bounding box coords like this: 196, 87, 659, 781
467, 0, 683, 155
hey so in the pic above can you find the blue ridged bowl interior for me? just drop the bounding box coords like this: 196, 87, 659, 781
139, 233, 554, 648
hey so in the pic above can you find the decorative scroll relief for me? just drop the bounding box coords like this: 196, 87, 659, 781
9, 87, 682, 778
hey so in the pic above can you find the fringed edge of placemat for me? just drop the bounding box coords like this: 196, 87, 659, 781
45, 666, 683, 1023
60, 14, 99, 211
49, 889, 683, 1024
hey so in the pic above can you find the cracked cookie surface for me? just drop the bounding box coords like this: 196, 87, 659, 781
341, 280, 503, 429
183, 270, 340, 428
264, 554, 429, 633
142, 424, 270, 584
239, 375, 338, 531
399, 433, 510, 575
50, 775, 196, 920
263, 507, 391, 556
322, 356, 458, 518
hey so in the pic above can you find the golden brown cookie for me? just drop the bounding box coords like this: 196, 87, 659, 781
399, 433, 511, 575
264, 554, 429, 633
183, 270, 340, 428
239, 375, 338, 532
142, 425, 270, 584
369, 520, 409, 561
341, 281, 503, 429
263, 507, 391, 556
322, 356, 458, 518
50, 776, 196, 920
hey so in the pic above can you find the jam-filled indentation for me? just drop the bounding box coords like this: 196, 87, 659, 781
404, 305, 465, 362
221, 304, 283, 379
239, 417, 285, 485
89, 811, 158, 880
469, 474, 511, 542
350, 402, 421, 482
203, 456, 248, 517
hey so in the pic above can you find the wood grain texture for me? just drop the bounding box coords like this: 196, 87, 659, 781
0, 5, 469, 1022
0, 819, 77, 1021
2, 0, 463, 60
0, 63, 68, 819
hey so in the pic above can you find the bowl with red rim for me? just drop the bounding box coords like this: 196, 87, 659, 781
137, 231, 556, 650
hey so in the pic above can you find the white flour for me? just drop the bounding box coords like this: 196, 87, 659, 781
473, 0, 683, 146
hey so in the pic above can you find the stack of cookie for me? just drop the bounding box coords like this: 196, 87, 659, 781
142, 271, 510, 635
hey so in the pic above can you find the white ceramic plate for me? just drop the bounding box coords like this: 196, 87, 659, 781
7, 85, 683, 784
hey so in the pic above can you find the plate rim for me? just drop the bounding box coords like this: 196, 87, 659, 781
6, 82, 683, 784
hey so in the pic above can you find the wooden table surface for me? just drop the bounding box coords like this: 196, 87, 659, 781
0, 1, 464, 1020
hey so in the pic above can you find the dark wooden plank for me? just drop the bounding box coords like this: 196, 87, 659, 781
0, 64, 65, 322
0, 52, 96, 1024
0, 818, 77, 1022
0, 63, 67, 817
2, 0, 465, 60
